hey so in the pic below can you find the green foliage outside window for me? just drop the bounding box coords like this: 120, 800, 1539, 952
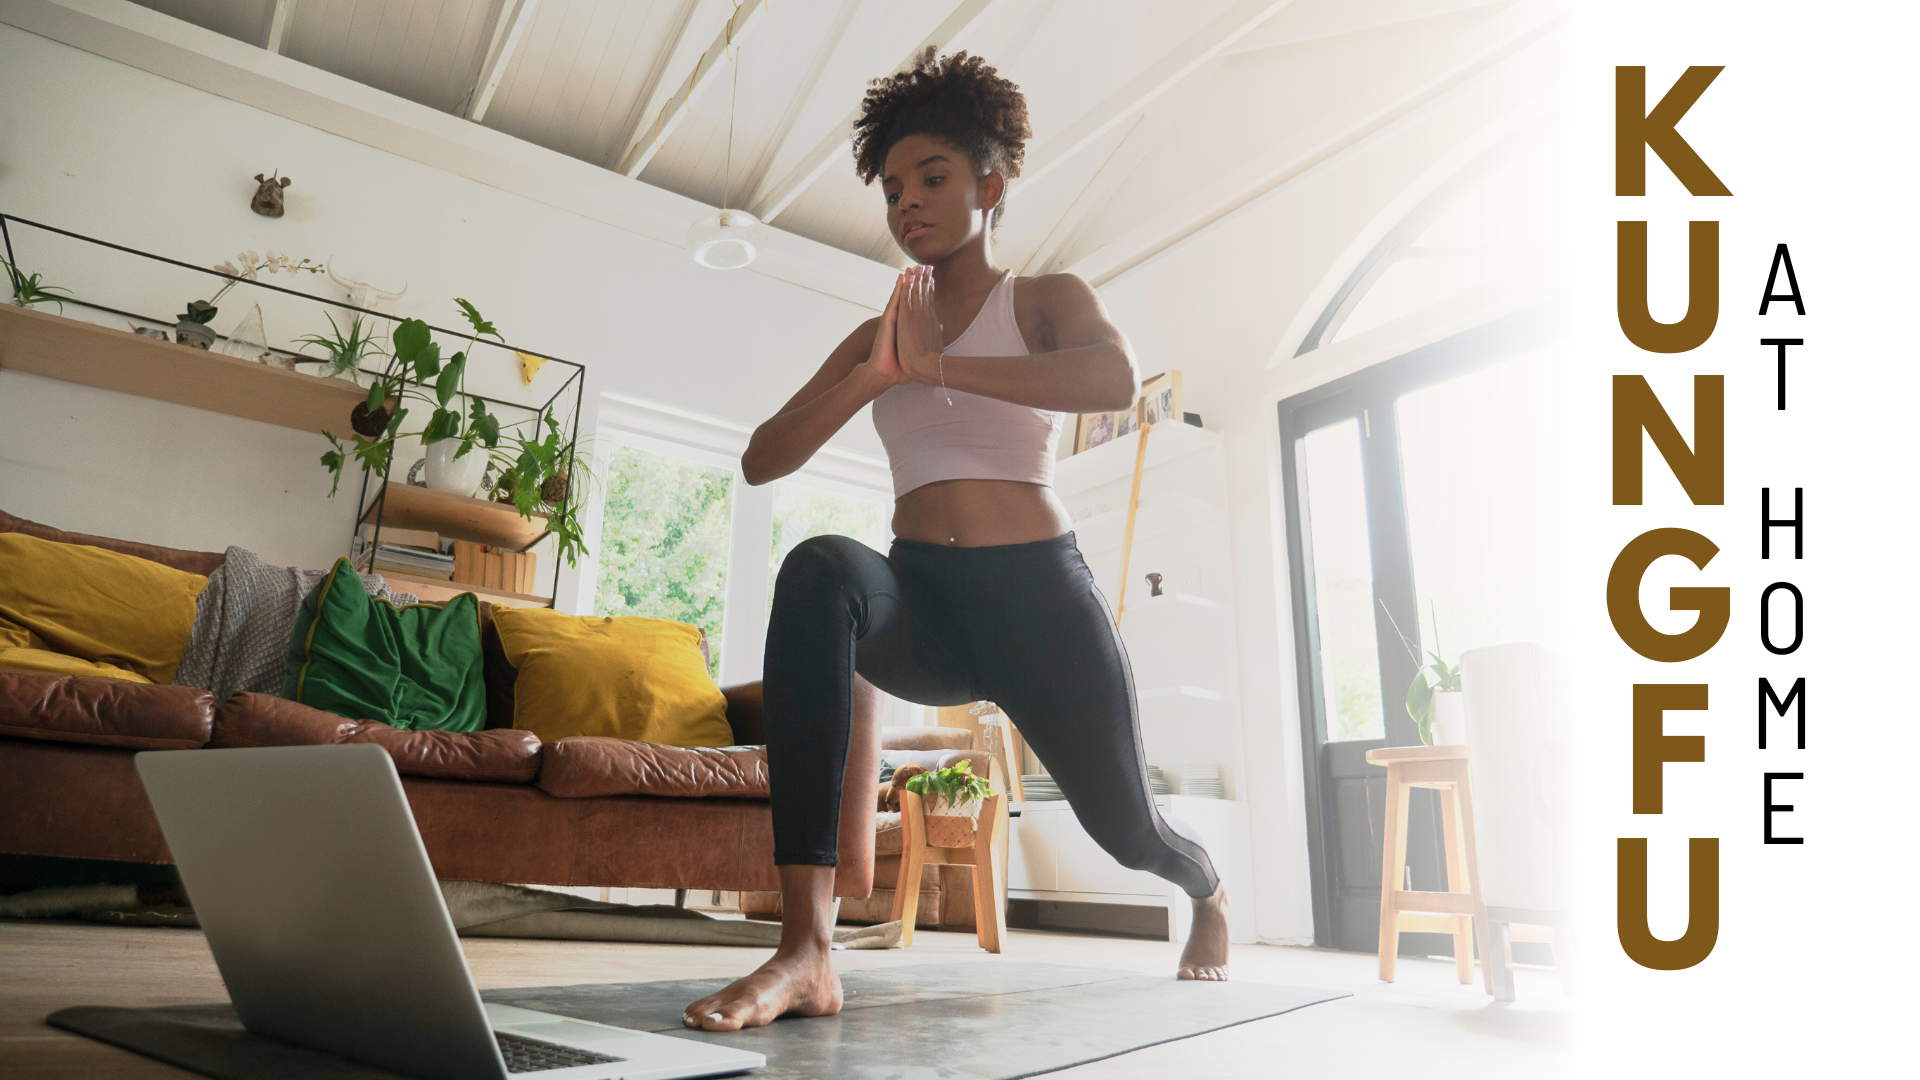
593, 445, 734, 678
767, 480, 889, 610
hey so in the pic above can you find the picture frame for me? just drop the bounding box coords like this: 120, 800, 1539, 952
1072, 370, 1184, 454
1073, 399, 1138, 454
1138, 370, 1183, 428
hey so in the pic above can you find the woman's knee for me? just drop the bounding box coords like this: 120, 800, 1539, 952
774, 534, 880, 598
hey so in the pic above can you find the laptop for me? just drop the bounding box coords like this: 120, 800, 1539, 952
135, 743, 764, 1080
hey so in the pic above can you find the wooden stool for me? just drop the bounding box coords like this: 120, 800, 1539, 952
891, 790, 1008, 952
1365, 745, 1491, 991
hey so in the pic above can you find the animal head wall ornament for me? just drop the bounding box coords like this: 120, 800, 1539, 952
251, 172, 292, 217
326, 256, 408, 312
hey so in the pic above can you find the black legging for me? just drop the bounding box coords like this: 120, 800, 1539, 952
764, 532, 1219, 899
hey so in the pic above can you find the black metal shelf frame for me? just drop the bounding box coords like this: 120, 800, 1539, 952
1, 213, 587, 604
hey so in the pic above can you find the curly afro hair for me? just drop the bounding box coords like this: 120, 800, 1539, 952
852, 48, 1032, 229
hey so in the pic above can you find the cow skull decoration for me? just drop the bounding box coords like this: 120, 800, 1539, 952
326, 257, 408, 312
250, 172, 292, 217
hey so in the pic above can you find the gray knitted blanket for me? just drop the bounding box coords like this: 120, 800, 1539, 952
174, 547, 418, 702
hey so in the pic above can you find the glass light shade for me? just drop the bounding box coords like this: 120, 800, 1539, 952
687, 210, 769, 270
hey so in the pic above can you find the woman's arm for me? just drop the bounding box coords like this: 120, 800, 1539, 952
740, 275, 908, 486
895, 268, 1138, 413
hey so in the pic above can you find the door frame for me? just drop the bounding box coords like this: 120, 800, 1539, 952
1278, 305, 1555, 949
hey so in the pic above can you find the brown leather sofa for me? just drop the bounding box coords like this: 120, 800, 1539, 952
0, 511, 883, 899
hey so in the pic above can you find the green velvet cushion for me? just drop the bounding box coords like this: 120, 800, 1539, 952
284, 559, 485, 732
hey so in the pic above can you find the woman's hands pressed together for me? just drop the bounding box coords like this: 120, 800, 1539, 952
895, 266, 946, 387
855, 272, 911, 390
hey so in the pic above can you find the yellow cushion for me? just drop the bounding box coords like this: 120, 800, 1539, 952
492, 608, 733, 748
0, 533, 208, 684
0, 645, 154, 683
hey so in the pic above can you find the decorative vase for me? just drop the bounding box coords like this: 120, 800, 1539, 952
216, 304, 268, 361
173, 321, 216, 349
424, 440, 487, 498
1429, 691, 1468, 747
923, 794, 983, 848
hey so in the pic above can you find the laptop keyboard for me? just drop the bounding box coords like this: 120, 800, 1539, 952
496, 1031, 627, 1073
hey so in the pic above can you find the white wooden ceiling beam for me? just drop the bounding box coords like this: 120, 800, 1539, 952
465, 0, 541, 123
1015, 69, 1214, 277
604, 0, 703, 171
747, 0, 1002, 223
1018, 0, 1295, 192
1225, 0, 1503, 55
733, 0, 866, 211
617, 0, 773, 179
264, 0, 295, 54
1065, 0, 1561, 287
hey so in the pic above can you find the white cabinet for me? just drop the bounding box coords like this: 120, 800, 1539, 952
1009, 797, 1256, 944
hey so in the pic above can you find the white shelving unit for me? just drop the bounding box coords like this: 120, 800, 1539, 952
1010, 796, 1255, 943
1009, 421, 1254, 942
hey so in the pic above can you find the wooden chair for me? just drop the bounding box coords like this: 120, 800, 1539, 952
890, 788, 1008, 952
1365, 744, 1490, 991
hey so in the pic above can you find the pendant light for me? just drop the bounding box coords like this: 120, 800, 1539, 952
688, 16, 768, 270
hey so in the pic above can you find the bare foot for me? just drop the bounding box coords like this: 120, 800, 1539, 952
1177, 884, 1230, 981
682, 944, 842, 1031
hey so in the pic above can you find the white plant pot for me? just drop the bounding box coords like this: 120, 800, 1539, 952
1429, 691, 1468, 747
424, 440, 487, 498
926, 795, 982, 818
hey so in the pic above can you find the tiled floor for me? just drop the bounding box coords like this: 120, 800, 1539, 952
0, 919, 1572, 1078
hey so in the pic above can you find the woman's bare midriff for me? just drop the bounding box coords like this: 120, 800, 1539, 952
890, 478, 1072, 547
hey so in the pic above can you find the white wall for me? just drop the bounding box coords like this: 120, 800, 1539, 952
0, 21, 881, 579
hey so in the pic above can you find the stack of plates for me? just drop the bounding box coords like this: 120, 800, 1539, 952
1021, 775, 1064, 801
1180, 763, 1224, 799
1148, 765, 1174, 795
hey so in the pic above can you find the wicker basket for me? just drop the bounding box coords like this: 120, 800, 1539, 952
924, 801, 982, 848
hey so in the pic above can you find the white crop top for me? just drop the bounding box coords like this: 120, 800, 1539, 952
870, 271, 1064, 498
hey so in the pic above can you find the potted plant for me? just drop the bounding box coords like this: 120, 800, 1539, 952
295, 311, 384, 386
903, 759, 994, 848
318, 299, 592, 567
178, 250, 324, 349
3, 258, 71, 312
1405, 651, 1464, 746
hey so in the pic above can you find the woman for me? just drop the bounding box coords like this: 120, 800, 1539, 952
684, 50, 1230, 1033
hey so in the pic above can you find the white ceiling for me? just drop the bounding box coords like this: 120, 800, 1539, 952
127, 0, 1541, 275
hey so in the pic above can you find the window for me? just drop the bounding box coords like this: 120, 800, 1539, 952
767, 478, 891, 609
1300, 419, 1383, 741
593, 444, 735, 677
587, 398, 895, 689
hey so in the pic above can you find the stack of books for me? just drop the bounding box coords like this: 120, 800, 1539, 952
1020, 775, 1064, 801
1179, 763, 1225, 799
451, 540, 539, 595
355, 526, 452, 580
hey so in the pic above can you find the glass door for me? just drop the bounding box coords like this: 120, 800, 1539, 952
1279, 309, 1554, 952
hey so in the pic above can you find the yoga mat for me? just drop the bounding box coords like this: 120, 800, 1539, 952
49, 962, 1345, 1080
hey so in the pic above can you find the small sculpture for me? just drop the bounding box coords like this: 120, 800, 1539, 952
251, 172, 292, 217
1146, 572, 1164, 597
326, 257, 407, 311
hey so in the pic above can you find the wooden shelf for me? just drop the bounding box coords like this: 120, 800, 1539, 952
1054, 421, 1222, 494
0, 303, 365, 435
361, 482, 549, 551
373, 571, 551, 610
